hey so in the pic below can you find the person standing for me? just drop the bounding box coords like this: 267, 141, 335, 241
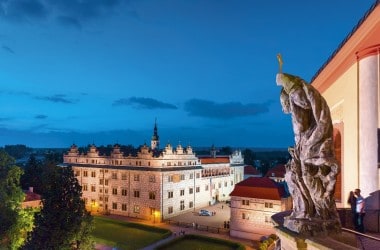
355, 188, 366, 233
347, 191, 357, 228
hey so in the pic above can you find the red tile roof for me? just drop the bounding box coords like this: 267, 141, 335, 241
244, 165, 261, 175
24, 191, 41, 202
265, 164, 286, 178
199, 156, 230, 164
230, 177, 287, 200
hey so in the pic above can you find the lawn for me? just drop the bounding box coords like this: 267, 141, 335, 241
156, 234, 245, 250
91, 216, 171, 250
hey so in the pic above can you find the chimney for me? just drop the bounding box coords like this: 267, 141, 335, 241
29, 187, 34, 193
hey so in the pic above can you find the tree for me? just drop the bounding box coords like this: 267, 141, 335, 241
20, 155, 44, 194
0, 150, 34, 249
25, 166, 93, 249
242, 148, 256, 165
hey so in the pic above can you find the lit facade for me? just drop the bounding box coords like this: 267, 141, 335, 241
229, 177, 292, 240
63, 125, 244, 222
311, 1, 380, 231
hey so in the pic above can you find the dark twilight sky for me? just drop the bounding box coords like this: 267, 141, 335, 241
0, 0, 375, 148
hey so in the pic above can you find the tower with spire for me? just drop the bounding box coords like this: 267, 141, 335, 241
151, 119, 160, 150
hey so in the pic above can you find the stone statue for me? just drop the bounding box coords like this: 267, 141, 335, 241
276, 54, 341, 236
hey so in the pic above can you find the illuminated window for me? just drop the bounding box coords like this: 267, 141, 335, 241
112, 188, 117, 195
112, 203, 117, 210
168, 206, 173, 214
134, 205, 140, 213
180, 200, 185, 210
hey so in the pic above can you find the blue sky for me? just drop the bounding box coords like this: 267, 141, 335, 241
0, 0, 375, 148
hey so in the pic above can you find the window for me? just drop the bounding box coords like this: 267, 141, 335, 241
231, 181, 234, 186
75, 171, 80, 177
83, 171, 88, 177
242, 200, 249, 206
196, 173, 200, 178
112, 188, 118, 195
180, 174, 185, 180
122, 204, 127, 211
205, 185, 209, 191
105, 179, 109, 186
168, 191, 173, 199
99, 196, 103, 201
190, 173, 194, 179
218, 182, 221, 188
112, 172, 117, 179
180, 189, 185, 196
224, 182, 227, 187
149, 191, 156, 200
99, 179, 104, 185
196, 187, 200, 193
121, 188, 127, 196
134, 174, 140, 181
99, 188, 103, 193
265, 216, 271, 223
91, 185, 96, 192
242, 212, 248, 220
168, 175, 173, 182
104, 188, 108, 194
91, 171, 96, 178
82, 184, 88, 191
180, 200, 185, 210
104, 196, 108, 202
134, 190, 140, 198
189, 188, 193, 194
149, 175, 155, 182
112, 203, 117, 210
121, 173, 127, 180
134, 205, 140, 213
265, 202, 273, 208
168, 206, 173, 214
189, 201, 193, 208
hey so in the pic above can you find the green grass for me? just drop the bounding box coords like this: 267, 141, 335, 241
156, 234, 245, 250
91, 216, 171, 250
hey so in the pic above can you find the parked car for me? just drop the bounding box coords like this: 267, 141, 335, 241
199, 209, 212, 216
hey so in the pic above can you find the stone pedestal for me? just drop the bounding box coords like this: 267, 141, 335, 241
284, 216, 341, 237
273, 211, 358, 250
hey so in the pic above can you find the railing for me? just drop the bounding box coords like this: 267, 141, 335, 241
342, 228, 380, 250
164, 219, 229, 234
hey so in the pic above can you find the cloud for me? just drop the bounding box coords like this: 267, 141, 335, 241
0, 0, 133, 28
35, 114, 48, 119
0, 0, 48, 22
113, 97, 178, 110
36, 94, 76, 104
184, 99, 270, 119
2, 45, 15, 54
